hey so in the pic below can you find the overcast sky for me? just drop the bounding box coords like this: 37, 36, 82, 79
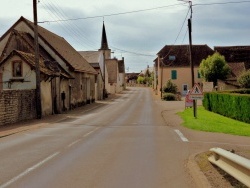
1, 0, 250, 73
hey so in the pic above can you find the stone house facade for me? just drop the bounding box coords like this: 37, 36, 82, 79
0, 16, 97, 124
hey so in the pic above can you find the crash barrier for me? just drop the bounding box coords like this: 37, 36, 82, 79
208, 147, 250, 187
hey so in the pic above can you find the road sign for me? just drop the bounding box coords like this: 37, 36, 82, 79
189, 84, 204, 100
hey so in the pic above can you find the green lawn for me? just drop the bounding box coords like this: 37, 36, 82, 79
177, 106, 250, 136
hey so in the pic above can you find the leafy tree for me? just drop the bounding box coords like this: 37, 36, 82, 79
238, 70, 250, 88
137, 76, 145, 84
199, 52, 231, 86
162, 79, 177, 94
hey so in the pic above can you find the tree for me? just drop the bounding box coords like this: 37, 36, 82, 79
238, 70, 250, 88
162, 79, 177, 94
137, 76, 145, 84
199, 52, 231, 86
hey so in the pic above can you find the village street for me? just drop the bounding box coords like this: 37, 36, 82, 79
0, 87, 249, 188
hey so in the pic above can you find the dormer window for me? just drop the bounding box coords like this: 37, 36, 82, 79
12, 60, 22, 77
169, 55, 176, 61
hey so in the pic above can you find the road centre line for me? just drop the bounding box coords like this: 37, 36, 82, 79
82, 127, 100, 137
0, 152, 59, 188
174, 129, 189, 142
67, 139, 81, 148
0, 123, 101, 187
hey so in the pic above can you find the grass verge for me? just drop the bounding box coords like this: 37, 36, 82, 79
177, 106, 250, 136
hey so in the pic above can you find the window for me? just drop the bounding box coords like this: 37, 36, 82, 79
171, 70, 177, 80
197, 70, 201, 78
169, 55, 176, 61
13, 60, 22, 77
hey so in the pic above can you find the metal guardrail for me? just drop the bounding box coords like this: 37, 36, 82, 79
208, 147, 250, 187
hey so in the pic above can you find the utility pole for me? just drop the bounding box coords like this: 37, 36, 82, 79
187, 1, 197, 118
103, 51, 106, 99
160, 57, 163, 99
33, 0, 42, 119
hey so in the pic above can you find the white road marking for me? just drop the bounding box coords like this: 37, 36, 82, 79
0, 127, 101, 188
0, 152, 59, 188
67, 139, 81, 148
82, 127, 100, 137
174, 129, 189, 142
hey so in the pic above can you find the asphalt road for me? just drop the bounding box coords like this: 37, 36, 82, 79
0, 87, 249, 188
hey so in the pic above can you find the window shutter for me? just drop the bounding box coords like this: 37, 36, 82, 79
171, 70, 177, 79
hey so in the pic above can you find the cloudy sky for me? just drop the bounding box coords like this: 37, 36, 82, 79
1, 0, 250, 73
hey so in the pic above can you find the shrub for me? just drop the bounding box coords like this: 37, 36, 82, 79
203, 92, 250, 123
162, 79, 177, 94
162, 93, 176, 101
238, 70, 250, 88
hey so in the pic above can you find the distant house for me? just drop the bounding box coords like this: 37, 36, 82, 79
155, 45, 214, 96
118, 58, 125, 92
125, 73, 139, 86
0, 16, 97, 117
106, 58, 119, 94
98, 22, 125, 94
215, 46, 250, 90
79, 51, 106, 100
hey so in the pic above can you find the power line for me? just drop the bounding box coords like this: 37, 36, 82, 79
39, 3, 186, 23
193, 1, 250, 6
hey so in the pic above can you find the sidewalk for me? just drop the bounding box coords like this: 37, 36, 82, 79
0, 94, 118, 138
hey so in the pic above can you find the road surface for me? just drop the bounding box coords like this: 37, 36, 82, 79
0, 87, 249, 188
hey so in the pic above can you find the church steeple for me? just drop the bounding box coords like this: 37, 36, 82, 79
100, 21, 109, 50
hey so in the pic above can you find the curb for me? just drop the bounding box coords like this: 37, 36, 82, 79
187, 152, 212, 188
0, 94, 119, 138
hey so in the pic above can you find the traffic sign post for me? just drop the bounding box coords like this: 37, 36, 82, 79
189, 84, 204, 118
189, 84, 204, 100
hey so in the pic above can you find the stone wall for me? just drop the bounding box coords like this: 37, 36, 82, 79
0, 90, 36, 126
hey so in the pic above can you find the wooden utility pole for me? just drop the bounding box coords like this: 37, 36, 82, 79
188, 18, 196, 118
160, 57, 163, 99
33, 0, 42, 119
103, 51, 106, 99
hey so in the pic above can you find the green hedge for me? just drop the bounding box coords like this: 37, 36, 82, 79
203, 92, 250, 123
162, 93, 176, 101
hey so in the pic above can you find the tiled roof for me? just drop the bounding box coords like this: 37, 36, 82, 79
157, 45, 214, 67
78, 51, 101, 64
1, 30, 72, 78
21, 17, 97, 74
227, 62, 246, 78
106, 59, 117, 83
0, 50, 54, 76
214, 46, 250, 69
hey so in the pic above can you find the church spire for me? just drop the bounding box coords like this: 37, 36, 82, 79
100, 21, 109, 50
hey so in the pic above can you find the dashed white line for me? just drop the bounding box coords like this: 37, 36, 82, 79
0, 127, 101, 188
67, 139, 81, 148
174, 129, 189, 142
0, 152, 59, 188
82, 127, 100, 137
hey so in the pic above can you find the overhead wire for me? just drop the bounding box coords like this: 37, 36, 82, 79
37, 1, 250, 62
39, 1, 187, 58
193, 1, 250, 6
39, 3, 186, 23
40, 0, 99, 50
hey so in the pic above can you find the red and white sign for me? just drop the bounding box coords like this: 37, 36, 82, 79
189, 84, 204, 100
185, 92, 193, 108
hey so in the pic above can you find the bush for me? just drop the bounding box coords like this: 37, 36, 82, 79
203, 92, 250, 123
162, 80, 177, 94
162, 93, 176, 101
238, 70, 250, 88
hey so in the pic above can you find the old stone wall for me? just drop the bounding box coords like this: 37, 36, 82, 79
0, 89, 36, 126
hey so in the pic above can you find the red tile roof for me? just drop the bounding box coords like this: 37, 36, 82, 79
157, 45, 214, 67
20, 17, 97, 74
214, 46, 250, 69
